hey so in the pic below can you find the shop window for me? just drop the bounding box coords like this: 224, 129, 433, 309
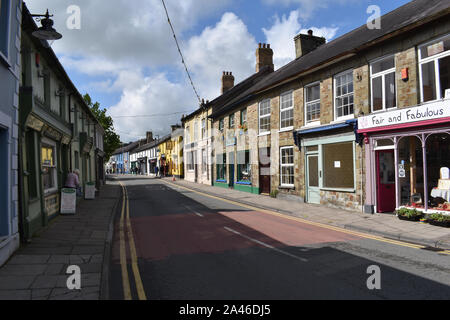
0, 0, 11, 60
280, 147, 294, 187
280, 91, 294, 130
322, 142, 355, 189
427, 133, 450, 210
26, 132, 38, 199
305, 83, 321, 124
259, 99, 271, 134
419, 34, 450, 102
334, 70, 354, 120
371, 56, 396, 112
398, 137, 424, 208
237, 150, 251, 183
41, 142, 58, 193
0, 127, 7, 236
187, 151, 194, 171
216, 154, 226, 181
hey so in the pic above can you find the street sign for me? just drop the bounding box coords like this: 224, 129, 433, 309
61, 188, 76, 215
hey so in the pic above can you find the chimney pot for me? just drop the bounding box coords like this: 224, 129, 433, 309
221, 70, 235, 94
294, 31, 325, 59
256, 43, 274, 73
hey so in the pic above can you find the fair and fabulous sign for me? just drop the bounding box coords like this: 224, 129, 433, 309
358, 100, 449, 131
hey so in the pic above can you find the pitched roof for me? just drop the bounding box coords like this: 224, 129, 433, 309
207, 65, 274, 119
250, 0, 450, 95
112, 141, 140, 155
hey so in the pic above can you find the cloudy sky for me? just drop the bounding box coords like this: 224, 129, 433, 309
27, 0, 410, 142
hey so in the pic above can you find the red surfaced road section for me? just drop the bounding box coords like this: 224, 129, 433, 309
122, 209, 361, 262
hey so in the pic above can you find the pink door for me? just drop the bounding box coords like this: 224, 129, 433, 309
376, 150, 396, 213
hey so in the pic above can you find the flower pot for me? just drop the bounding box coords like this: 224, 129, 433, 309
428, 220, 450, 228
398, 215, 422, 222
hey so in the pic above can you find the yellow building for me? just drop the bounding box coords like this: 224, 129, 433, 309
157, 125, 184, 178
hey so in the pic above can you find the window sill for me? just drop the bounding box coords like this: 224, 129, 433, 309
301, 122, 321, 130
279, 185, 295, 190
0, 51, 11, 68
258, 132, 271, 137
320, 187, 356, 193
332, 115, 355, 124
236, 181, 252, 186
278, 127, 294, 133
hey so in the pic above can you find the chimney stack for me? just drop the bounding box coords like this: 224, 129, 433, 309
294, 30, 326, 59
256, 43, 274, 73
221, 71, 235, 94
146, 131, 153, 144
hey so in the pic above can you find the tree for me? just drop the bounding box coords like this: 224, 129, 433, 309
83, 94, 121, 163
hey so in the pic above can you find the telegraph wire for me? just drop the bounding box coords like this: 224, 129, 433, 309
160, 0, 202, 104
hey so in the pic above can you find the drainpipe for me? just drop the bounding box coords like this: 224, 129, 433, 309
422, 133, 428, 213
68, 93, 73, 171
394, 137, 400, 211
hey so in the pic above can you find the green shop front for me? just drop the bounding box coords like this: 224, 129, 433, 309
19, 89, 72, 241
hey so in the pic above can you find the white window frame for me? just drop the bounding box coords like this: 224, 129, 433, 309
194, 120, 199, 142
41, 138, 58, 195
304, 82, 321, 126
241, 108, 247, 125
280, 146, 295, 188
259, 99, 271, 135
185, 126, 190, 144
201, 118, 206, 139
219, 118, 224, 132
0, 0, 12, 64
418, 34, 450, 103
334, 70, 355, 121
229, 113, 235, 129
370, 55, 397, 113
280, 91, 294, 131
202, 148, 207, 174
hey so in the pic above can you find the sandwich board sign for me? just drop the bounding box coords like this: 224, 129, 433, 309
85, 182, 96, 200
61, 188, 76, 215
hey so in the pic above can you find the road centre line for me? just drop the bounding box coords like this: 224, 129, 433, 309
162, 180, 447, 254
224, 227, 308, 263
184, 205, 204, 217
119, 182, 132, 300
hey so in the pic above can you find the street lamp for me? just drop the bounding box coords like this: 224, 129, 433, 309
31, 9, 63, 41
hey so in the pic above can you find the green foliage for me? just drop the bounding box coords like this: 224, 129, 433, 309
270, 190, 279, 198
428, 213, 450, 222
396, 208, 423, 219
83, 94, 121, 163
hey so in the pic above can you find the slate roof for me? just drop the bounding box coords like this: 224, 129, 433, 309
250, 0, 450, 94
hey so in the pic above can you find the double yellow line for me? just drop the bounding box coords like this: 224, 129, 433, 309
163, 180, 450, 255
119, 182, 147, 300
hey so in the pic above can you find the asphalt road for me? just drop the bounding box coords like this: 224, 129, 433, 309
109, 177, 450, 300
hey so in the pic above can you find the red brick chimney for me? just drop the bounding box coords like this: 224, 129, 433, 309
256, 43, 274, 73
221, 71, 235, 94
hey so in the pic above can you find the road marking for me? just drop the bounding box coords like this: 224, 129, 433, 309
119, 183, 132, 300
162, 181, 442, 253
224, 227, 308, 263
184, 205, 204, 217
124, 187, 147, 300
118, 182, 148, 300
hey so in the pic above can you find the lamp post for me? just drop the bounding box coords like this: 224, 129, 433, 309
31, 9, 63, 41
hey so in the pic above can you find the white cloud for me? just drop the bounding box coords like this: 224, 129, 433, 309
185, 12, 257, 100
263, 10, 338, 69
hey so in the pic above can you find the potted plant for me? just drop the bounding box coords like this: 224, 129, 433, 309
396, 208, 423, 222
427, 213, 450, 228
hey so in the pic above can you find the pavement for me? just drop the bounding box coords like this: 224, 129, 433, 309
0, 183, 120, 300
157, 176, 450, 250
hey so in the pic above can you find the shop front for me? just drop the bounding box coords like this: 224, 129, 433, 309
359, 100, 450, 214
138, 157, 147, 175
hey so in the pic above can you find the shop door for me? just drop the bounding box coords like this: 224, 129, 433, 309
376, 150, 396, 213
259, 148, 271, 194
306, 154, 320, 204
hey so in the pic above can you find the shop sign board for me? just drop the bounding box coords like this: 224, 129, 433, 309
61, 188, 76, 215
85, 182, 96, 200
359, 100, 450, 131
